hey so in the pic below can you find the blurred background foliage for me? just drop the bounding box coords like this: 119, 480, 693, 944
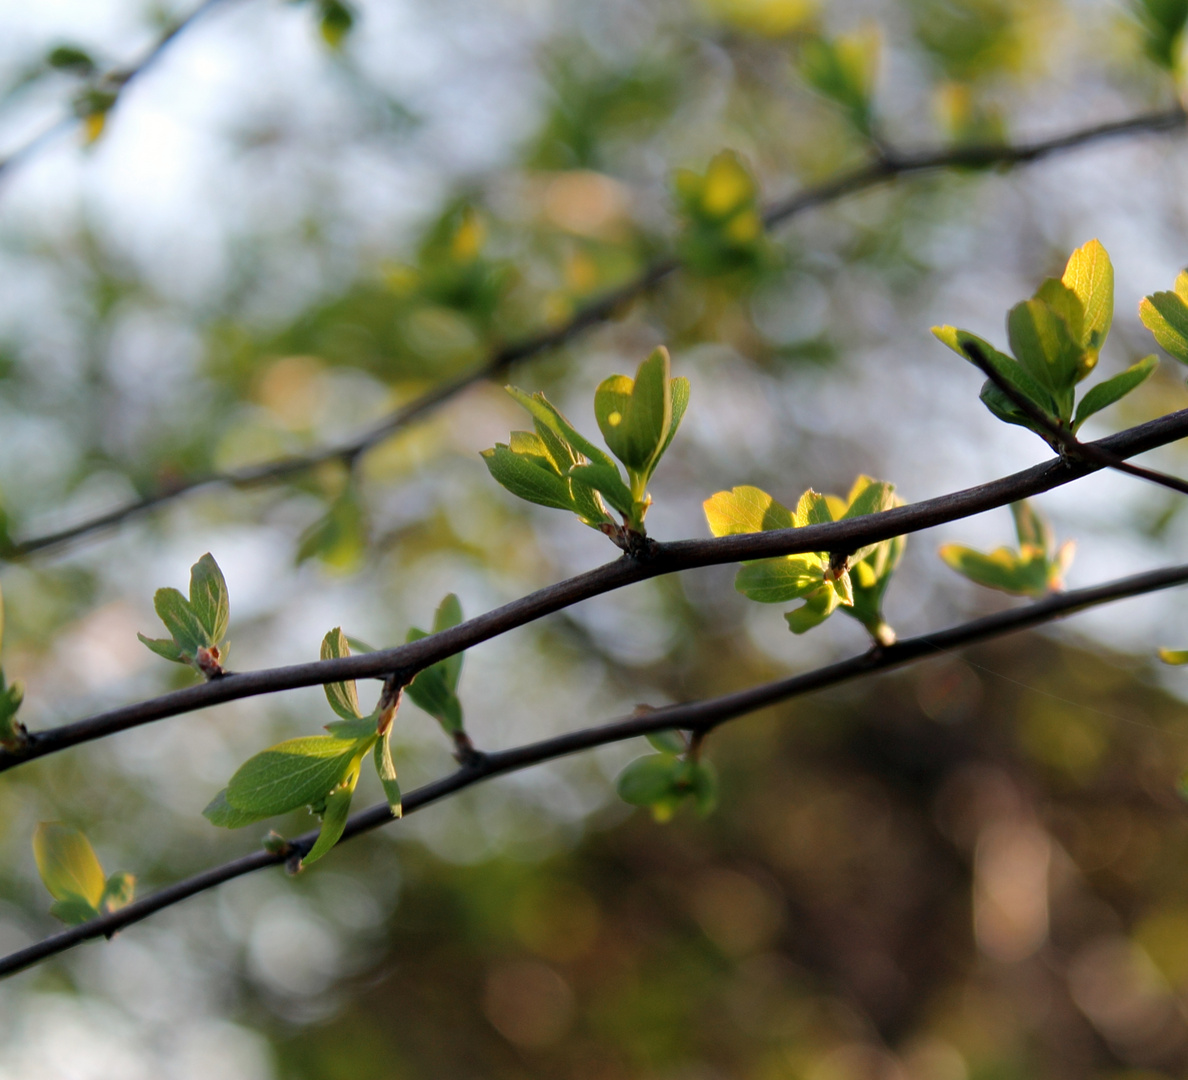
4, 0, 1188, 1077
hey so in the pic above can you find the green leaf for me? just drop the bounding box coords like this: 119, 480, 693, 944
152, 587, 209, 658
594, 347, 673, 476
203, 788, 269, 829
1010, 500, 1051, 553
225, 735, 373, 818
47, 45, 96, 74
49, 897, 98, 925
33, 823, 106, 907
136, 634, 186, 664
189, 554, 229, 645
323, 716, 379, 739
932, 325, 1057, 417
616, 754, 682, 805
319, 0, 354, 48
302, 769, 359, 866
784, 588, 838, 634
685, 760, 718, 817
567, 462, 634, 519
374, 733, 402, 816
646, 729, 686, 754
1072, 356, 1158, 431
481, 443, 576, 513
704, 486, 794, 536
798, 28, 879, 133
1061, 239, 1113, 361
405, 626, 465, 733
1160, 648, 1188, 665
1133, 0, 1188, 67
1007, 299, 1080, 407
1140, 287, 1188, 364
100, 871, 135, 912
939, 544, 1050, 598
735, 553, 824, 604
656, 376, 691, 465
839, 476, 896, 562
296, 488, 367, 569
0, 675, 24, 750
320, 627, 362, 720
432, 594, 464, 693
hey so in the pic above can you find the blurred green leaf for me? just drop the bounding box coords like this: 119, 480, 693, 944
99, 870, 135, 913
319, 0, 355, 48
1132, 0, 1188, 68
798, 27, 880, 134
33, 822, 105, 909
646, 729, 686, 754
616, 754, 683, 805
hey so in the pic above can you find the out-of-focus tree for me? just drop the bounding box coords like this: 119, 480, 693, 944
4, 1, 1188, 1077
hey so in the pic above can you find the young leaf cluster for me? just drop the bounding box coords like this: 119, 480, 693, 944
797, 27, 880, 136
138, 553, 229, 679
33, 823, 134, 926
940, 500, 1074, 598
204, 627, 401, 868
704, 476, 903, 646
0, 584, 24, 751
673, 151, 770, 277
616, 730, 717, 822
483, 347, 688, 541
934, 240, 1157, 446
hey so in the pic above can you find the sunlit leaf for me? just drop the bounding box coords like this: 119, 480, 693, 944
1060, 239, 1113, 361
1140, 284, 1188, 364
594, 347, 672, 476
704, 486, 794, 536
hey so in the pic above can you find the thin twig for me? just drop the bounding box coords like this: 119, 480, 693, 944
961, 340, 1188, 496
0, 0, 237, 181
3, 405, 1187, 774
7, 106, 1185, 558
4, 555, 1188, 978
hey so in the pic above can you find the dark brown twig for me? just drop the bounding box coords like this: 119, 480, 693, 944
4, 555, 1188, 978
7, 106, 1185, 558
3, 404, 1187, 774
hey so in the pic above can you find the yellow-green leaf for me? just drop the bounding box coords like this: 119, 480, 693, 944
33, 822, 106, 908
704, 486, 794, 536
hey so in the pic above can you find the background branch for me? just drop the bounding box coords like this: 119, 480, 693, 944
0, 0, 238, 181
7, 105, 1184, 559
4, 555, 1187, 979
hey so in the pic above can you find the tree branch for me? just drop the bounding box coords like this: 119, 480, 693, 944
3, 405, 1187, 773
0, 0, 238, 182
4, 555, 1188, 979
7, 105, 1184, 558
